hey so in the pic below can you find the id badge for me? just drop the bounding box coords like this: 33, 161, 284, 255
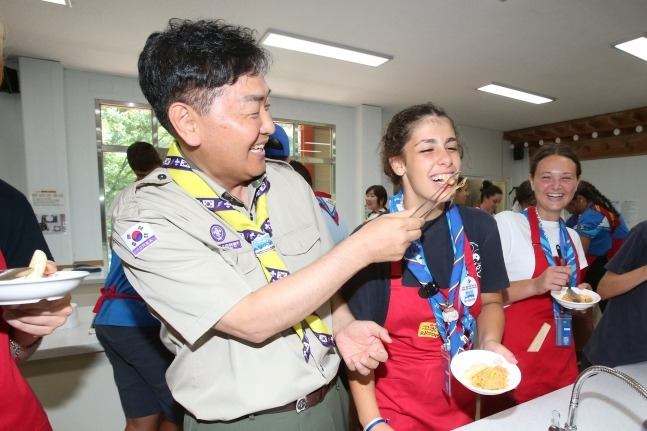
441, 343, 452, 396
555, 315, 572, 346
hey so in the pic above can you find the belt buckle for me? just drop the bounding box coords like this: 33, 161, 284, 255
295, 396, 307, 413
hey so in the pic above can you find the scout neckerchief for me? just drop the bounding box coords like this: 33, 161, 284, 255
571, 203, 619, 234
314, 191, 339, 225
164, 142, 334, 362
524, 206, 579, 328
389, 190, 478, 358
591, 204, 620, 234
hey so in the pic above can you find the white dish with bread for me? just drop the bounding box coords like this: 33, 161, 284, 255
0, 250, 89, 305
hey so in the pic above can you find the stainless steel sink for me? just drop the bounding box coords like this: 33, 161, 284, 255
549, 365, 647, 431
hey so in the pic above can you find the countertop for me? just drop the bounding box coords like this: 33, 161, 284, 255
28, 305, 102, 361
454, 361, 647, 430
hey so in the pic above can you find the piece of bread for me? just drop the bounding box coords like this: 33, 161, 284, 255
25, 249, 48, 279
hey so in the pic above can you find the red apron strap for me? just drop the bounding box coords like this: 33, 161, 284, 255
92, 285, 143, 313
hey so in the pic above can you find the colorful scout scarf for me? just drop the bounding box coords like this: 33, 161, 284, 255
524, 206, 579, 324
524, 206, 578, 286
389, 190, 478, 357
164, 142, 334, 362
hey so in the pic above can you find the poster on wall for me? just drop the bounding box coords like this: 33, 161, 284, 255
31, 190, 67, 234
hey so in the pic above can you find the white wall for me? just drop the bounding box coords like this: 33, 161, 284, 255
19, 57, 73, 264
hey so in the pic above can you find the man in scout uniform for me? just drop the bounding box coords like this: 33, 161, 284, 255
111, 18, 423, 430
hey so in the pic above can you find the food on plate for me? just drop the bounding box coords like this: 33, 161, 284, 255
25, 250, 48, 279
464, 363, 509, 390
561, 292, 593, 303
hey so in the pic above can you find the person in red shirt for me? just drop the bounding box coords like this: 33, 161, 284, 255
0, 179, 73, 431
343, 103, 514, 431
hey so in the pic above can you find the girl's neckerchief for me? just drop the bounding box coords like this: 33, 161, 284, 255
523, 206, 578, 320
164, 142, 334, 362
389, 190, 477, 357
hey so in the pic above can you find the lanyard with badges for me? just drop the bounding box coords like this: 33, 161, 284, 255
164, 142, 334, 362
390, 190, 478, 355
390, 190, 479, 394
524, 207, 578, 347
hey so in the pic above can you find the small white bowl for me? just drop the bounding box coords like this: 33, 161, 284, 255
551, 287, 601, 310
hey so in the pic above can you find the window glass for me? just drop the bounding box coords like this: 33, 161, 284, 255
275, 120, 336, 198
96, 100, 168, 264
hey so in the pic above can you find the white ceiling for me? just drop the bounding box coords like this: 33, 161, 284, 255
2, 0, 646, 132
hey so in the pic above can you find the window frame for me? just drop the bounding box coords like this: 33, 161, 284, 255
95, 99, 167, 264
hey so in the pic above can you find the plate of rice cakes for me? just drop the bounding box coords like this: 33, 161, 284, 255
551, 287, 601, 310
451, 350, 521, 395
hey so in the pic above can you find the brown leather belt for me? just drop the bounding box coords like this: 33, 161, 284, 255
254, 378, 336, 415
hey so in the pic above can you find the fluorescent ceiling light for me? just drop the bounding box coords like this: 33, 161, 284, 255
41, 0, 70, 5
477, 83, 554, 104
261, 30, 392, 67
614, 35, 647, 62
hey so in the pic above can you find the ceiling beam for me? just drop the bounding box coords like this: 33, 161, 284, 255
505, 107, 647, 161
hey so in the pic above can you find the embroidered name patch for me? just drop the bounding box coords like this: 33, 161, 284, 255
122, 223, 158, 256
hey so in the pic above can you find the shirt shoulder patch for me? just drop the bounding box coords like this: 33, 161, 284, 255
122, 223, 158, 256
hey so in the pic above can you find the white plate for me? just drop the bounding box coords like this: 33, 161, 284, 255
0, 271, 89, 305
551, 287, 601, 310
451, 350, 521, 395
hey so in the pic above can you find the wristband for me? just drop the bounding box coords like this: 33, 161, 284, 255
364, 417, 387, 431
9, 337, 42, 361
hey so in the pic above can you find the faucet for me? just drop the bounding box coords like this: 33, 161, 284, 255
549, 365, 647, 431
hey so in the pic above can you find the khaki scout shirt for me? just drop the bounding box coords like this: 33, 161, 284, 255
111, 161, 339, 421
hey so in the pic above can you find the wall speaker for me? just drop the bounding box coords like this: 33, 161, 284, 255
513, 147, 524, 160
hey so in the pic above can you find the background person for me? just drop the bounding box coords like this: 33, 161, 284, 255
452, 175, 470, 205
93, 142, 184, 431
475, 180, 502, 215
482, 143, 589, 417
364, 185, 389, 221
289, 160, 349, 245
510, 179, 535, 212
343, 103, 513, 431
264, 123, 290, 162
582, 219, 647, 368
111, 18, 423, 430
1, 23, 73, 431
565, 180, 629, 311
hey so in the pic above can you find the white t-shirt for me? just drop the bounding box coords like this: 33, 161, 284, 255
495, 210, 588, 282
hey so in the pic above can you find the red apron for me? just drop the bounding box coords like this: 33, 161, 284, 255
0, 251, 53, 431
481, 211, 579, 417
374, 277, 482, 431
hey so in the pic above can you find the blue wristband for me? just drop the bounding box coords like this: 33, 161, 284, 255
364, 417, 387, 431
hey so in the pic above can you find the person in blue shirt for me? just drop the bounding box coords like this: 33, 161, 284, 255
582, 220, 647, 368
93, 142, 184, 431
566, 180, 629, 312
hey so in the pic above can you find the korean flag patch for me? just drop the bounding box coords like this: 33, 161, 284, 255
122, 223, 158, 256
